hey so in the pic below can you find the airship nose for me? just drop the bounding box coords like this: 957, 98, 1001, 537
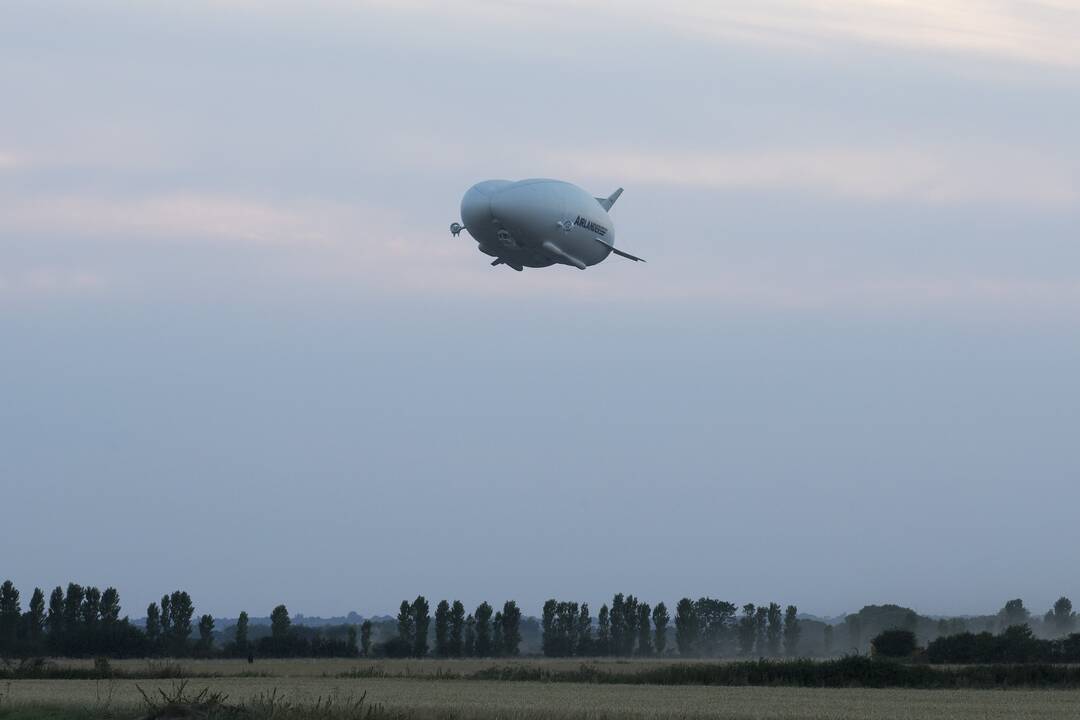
460, 180, 512, 232
460, 186, 491, 230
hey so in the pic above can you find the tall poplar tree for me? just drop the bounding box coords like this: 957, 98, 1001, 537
636, 602, 652, 656
47, 587, 64, 651
783, 605, 801, 656
502, 601, 522, 656
434, 600, 450, 657
412, 596, 430, 658
492, 611, 504, 656
146, 602, 161, 648
597, 605, 611, 656
474, 602, 493, 656
738, 604, 756, 656
674, 598, 698, 657
609, 594, 625, 656
754, 606, 768, 655
464, 614, 476, 656
234, 611, 249, 656
766, 603, 783, 656
397, 600, 415, 648
0, 581, 20, 653
449, 601, 465, 657
652, 602, 670, 656
27, 588, 46, 646
575, 603, 592, 656
541, 599, 557, 657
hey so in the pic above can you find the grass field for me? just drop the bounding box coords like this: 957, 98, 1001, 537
16, 657, 678, 678
3, 659, 1080, 719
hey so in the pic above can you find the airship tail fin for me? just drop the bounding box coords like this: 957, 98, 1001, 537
592, 236, 645, 263
596, 187, 623, 211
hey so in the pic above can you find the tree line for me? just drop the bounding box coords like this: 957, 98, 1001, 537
0, 580, 359, 659
382, 597, 523, 658
537, 595, 801, 658
3, 578, 1076, 661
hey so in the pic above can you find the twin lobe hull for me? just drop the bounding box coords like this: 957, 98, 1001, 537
458, 179, 616, 270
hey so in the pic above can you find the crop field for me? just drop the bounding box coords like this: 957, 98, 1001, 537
3, 660, 1080, 720
19, 657, 684, 678
4, 676, 1080, 720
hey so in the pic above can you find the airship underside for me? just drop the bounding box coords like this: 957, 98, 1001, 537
450, 178, 644, 271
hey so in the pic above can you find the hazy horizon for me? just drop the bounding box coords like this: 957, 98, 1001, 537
3, 0, 1079, 620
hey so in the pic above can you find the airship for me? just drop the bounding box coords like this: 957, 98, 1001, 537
450, 178, 645, 271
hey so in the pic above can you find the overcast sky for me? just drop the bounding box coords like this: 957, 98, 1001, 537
2, 0, 1079, 621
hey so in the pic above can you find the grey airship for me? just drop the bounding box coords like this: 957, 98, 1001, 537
450, 178, 645, 271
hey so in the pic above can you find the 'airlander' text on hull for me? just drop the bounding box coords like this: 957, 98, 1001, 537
450, 178, 645, 271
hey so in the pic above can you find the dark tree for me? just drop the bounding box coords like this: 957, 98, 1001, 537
999, 599, 1029, 630
0, 580, 20, 653
397, 600, 415, 648
160, 593, 172, 639
449, 601, 465, 657
27, 587, 46, 646
81, 586, 101, 629
609, 594, 625, 656
550, 601, 580, 656
823, 624, 834, 656
596, 604, 611, 656
575, 603, 591, 656
360, 620, 373, 657
622, 595, 639, 656
502, 601, 523, 656
871, 629, 917, 658
653, 602, 670, 656
783, 605, 801, 657
434, 600, 450, 657
100, 588, 120, 624
169, 591, 195, 654
47, 587, 64, 650
675, 598, 698, 657
636, 602, 652, 656
474, 602, 494, 656
766, 603, 783, 656
738, 604, 756, 656
1052, 597, 1075, 636
234, 611, 249, 656
271, 604, 291, 642
412, 596, 430, 658
64, 584, 85, 642
695, 598, 737, 656
492, 611, 504, 656
464, 614, 476, 656
197, 614, 215, 655
754, 606, 768, 655
541, 599, 557, 657
146, 603, 161, 647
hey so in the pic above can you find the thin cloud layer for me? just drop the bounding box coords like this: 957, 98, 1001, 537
554, 145, 1079, 208
307, 0, 1080, 67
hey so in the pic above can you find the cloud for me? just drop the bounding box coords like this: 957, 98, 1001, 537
0, 193, 355, 246
551, 145, 1079, 208
118, 1, 1080, 67
313, 0, 1080, 68
636, 0, 1080, 67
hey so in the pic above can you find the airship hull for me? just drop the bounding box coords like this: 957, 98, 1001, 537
459, 179, 616, 270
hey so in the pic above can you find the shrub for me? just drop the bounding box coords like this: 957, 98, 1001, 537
871, 630, 917, 659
